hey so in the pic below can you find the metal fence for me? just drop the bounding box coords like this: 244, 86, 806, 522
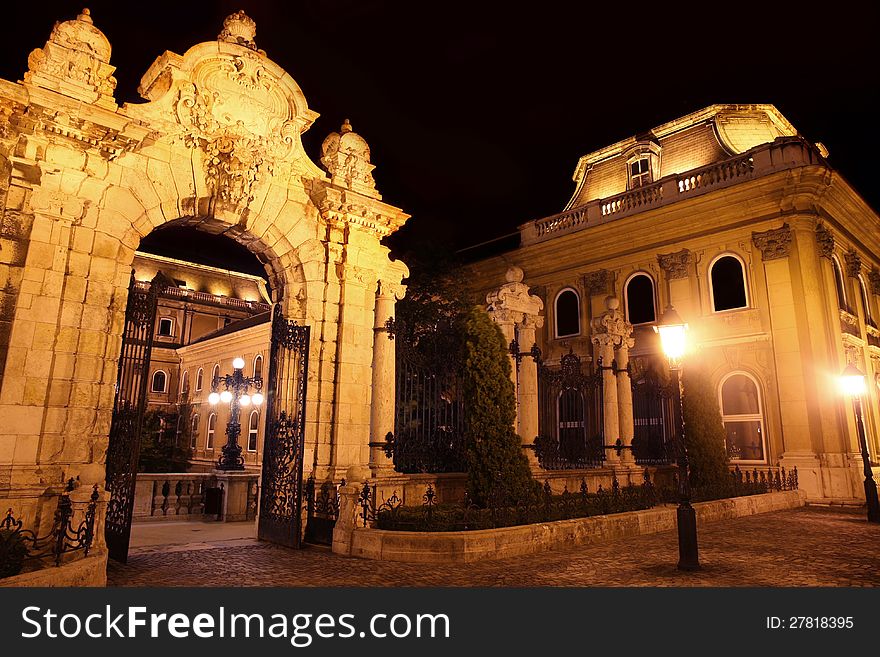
630, 361, 675, 465
1, 480, 100, 579
534, 350, 605, 469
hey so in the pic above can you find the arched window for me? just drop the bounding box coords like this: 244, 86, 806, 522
196, 368, 204, 392
206, 413, 217, 449
859, 275, 874, 327
211, 364, 220, 388
624, 273, 656, 325
150, 370, 167, 393
554, 288, 581, 338
710, 254, 748, 312
253, 354, 263, 380
190, 414, 200, 449
247, 410, 259, 452
719, 373, 766, 462
831, 256, 848, 311
180, 371, 189, 398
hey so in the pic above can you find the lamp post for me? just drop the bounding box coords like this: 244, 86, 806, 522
838, 364, 880, 523
209, 357, 264, 471
654, 304, 700, 571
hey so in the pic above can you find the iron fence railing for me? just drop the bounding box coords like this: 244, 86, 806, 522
1, 480, 100, 579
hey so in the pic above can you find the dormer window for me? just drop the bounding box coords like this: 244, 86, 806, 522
629, 158, 652, 188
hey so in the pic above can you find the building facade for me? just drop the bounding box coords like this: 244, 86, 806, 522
470, 104, 880, 503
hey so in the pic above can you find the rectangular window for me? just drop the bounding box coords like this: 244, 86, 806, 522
723, 420, 764, 462
158, 318, 174, 337
629, 158, 652, 188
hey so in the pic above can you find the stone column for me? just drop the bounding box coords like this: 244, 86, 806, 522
616, 335, 636, 464
486, 267, 545, 459
370, 279, 405, 476
590, 296, 634, 466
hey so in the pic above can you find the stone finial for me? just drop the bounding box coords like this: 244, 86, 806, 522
657, 248, 693, 280
590, 296, 633, 349
752, 224, 792, 261
486, 269, 544, 327
219, 10, 258, 50
24, 8, 117, 108
321, 119, 379, 199
816, 223, 834, 259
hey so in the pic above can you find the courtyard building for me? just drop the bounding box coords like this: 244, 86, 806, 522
468, 104, 880, 503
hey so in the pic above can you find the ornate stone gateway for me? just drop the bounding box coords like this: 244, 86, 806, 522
257, 307, 310, 548
104, 274, 162, 563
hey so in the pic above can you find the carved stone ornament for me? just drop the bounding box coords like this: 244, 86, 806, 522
657, 249, 693, 280
869, 269, 880, 295
486, 267, 544, 328
844, 249, 862, 278
815, 223, 834, 259
751, 224, 792, 261
218, 10, 259, 51
321, 120, 379, 199
582, 269, 611, 296
589, 296, 633, 349
24, 9, 118, 109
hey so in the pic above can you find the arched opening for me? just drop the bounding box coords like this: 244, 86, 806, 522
206, 413, 217, 449
710, 254, 749, 312
253, 354, 263, 380
555, 288, 581, 338
624, 273, 656, 325
247, 410, 260, 453
719, 372, 767, 462
859, 275, 874, 327
150, 370, 167, 393
831, 255, 848, 312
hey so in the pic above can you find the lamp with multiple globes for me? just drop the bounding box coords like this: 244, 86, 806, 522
209, 356, 264, 471
837, 364, 880, 523
654, 304, 700, 570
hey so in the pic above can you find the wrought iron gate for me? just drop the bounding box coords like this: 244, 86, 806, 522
630, 357, 674, 465
105, 273, 162, 562
257, 305, 310, 548
534, 350, 604, 469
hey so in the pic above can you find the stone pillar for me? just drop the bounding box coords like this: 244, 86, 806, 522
590, 296, 635, 466
486, 267, 544, 460
616, 336, 636, 464
370, 279, 405, 476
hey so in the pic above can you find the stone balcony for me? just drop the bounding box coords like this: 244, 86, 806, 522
520, 136, 828, 245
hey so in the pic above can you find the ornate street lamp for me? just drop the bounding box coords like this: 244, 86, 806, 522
209, 357, 264, 471
654, 304, 700, 570
838, 364, 880, 523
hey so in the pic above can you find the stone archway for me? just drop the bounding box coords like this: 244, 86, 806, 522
0, 9, 408, 584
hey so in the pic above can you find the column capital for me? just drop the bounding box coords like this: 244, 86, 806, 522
844, 249, 862, 278
752, 223, 792, 261
486, 266, 544, 328
816, 222, 834, 259
589, 296, 632, 349
657, 248, 693, 280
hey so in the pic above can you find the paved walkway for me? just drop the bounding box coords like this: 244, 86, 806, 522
129, 520, 256, 552
109, 506, 880, 587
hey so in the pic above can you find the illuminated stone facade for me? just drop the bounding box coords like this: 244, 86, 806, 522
0, 9, 409, 581
470, 104, 880, 503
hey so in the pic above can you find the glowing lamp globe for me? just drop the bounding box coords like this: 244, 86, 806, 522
252, 392, 264, 405
654, 305, 688, 361
220, 390, 233, 403
232, 357, 245, 370
240, 394, 251, 407
208, 392, 220, 405
839, 364, 866, 397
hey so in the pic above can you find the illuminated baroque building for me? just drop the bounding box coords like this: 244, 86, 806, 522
470, 104, 880, 503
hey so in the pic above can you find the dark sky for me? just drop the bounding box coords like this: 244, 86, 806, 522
5, 1, 879, 270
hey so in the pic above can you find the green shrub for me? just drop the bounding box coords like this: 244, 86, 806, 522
137, 409, 193, 473
461, 306, 538, 506
681, 364, 731, 488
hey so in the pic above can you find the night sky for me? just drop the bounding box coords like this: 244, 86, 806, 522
4, 1, 878, 275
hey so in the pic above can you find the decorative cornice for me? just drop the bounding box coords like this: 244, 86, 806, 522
815, 223, 834, 259
751, 224, 792, 261
844, 249, 862, 278
657, 248, 693, 279
582, 269, 611, 295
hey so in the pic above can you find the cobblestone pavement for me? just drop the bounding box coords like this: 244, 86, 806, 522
108, 506, 880, 587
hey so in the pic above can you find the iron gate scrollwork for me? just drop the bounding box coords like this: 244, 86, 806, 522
257, 305, 310, 548
630, 357, 675, 465
105, 272, 162, 563
535, 350, 605, 469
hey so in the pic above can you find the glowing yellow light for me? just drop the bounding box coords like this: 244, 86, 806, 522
240, 394, 251, 407
654, 305, 688, 361
220, 390, 233, 403
839, 364, 866, 397
208, 392, 220, 405
232, 357, 245, 370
